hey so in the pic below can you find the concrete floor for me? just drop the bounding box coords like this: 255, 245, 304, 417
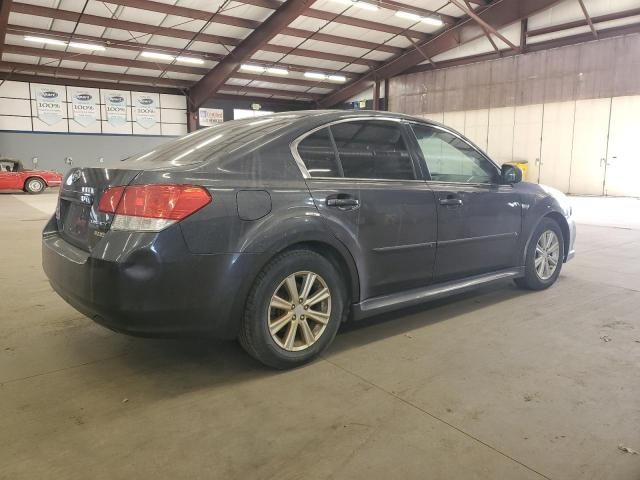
1, 190, 639, 480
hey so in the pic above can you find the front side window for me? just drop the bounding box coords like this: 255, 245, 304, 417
330, 121, 415, 180
412, 124, 499, 184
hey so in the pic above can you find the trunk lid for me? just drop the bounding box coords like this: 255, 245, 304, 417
56, 168, 142, 251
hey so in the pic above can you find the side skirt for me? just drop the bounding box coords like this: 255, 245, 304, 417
351, 267, 525, 321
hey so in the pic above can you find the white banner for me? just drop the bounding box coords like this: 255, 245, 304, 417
69, 87, 98, 127
198, 108, 224, 126
104, 91, 128, 127
134, 93, 158, 129
35, 85, 65, 126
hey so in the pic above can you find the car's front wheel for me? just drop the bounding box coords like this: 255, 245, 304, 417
239, 249, 345, 369
515, 218, 564, 290
25, 177, 46, 194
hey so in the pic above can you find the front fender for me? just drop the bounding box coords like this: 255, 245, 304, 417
520, 189, 571, 264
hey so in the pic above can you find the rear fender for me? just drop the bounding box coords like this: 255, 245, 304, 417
237, 212, 361, 303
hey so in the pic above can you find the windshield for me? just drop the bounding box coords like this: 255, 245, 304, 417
122, 115, 299, 168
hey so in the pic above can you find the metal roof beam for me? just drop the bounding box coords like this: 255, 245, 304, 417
103, 0, 409, 53
318, 0, 564, 107
0, 0, 11, 57
527, 7, 640, 37
189, 0, 316, 108
8, 5, 377, 67
0, 71, 184, 94
221, 0, 431, 39
0, 60, 191, 88
218, 84, 319, 100
404, 21, 640, 74
577, 0, 598, 39
11, 2, 241, 46
3, 44, 209, 76
6, 24, 358, 77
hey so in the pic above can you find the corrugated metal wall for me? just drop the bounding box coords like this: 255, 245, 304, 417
389, 34, 640, 114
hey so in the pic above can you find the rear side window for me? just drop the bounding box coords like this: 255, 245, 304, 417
330, 121, 415, 180
296, 120, 415, 180
296, 128, 341, 177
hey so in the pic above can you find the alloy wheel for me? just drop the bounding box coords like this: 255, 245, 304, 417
268, 271, 331, 352
535, 230, 560, 280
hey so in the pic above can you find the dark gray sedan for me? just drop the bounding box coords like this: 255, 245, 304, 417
43, 110, 575, 368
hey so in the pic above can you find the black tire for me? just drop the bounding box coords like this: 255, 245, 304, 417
239, 249, 345, 369
25, 177, 46, 194
515, 217, 564, 291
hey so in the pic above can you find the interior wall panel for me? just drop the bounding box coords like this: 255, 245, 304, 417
604, 95, 640, 197
512, 104, 544, 182
487, 106, 515, 165
539, 101, 576, 193
569, 98, 611, 195
442, 111, 465, 135
0, 81, 186, 136
464, 109, 489, 151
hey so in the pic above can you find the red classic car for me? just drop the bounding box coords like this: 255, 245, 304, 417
0, 159, 62, 194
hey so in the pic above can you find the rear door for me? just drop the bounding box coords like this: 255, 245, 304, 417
294, 118, 438, 300
409, 123, 522, 283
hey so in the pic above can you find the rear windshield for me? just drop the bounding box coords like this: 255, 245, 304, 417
122, 115, 297, 168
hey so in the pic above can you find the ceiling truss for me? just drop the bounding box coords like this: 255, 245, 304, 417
0, 0, 637, 109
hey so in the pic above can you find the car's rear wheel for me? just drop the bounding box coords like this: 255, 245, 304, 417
515, 218, 564, 290
239, 249, 345, 369
25, 177, 45, 194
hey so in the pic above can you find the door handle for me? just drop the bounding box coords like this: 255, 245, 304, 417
326, 196, 359, 208
439, 196, 463, 207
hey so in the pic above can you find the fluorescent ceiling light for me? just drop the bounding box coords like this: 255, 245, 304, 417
395, 10, 443, 26
266, 67, 289, 75
141, 51, 174, 60
421, 16, 443, 26
328, 75, 347, 82
240, 64, 265, 73
304, 72, 326, 80
177, 56, 204, 64
68, 42, 105, 51
24, 36, 66, 46
394, 11, 421, 22
331, 0, 378, 11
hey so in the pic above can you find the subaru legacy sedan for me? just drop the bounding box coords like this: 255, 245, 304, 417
43, 111, 575, 369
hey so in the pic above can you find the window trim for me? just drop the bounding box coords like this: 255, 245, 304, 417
291, 117, 421, 182
407, 120, 503, 187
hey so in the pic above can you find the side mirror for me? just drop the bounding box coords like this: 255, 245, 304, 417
501, 164, 522, 184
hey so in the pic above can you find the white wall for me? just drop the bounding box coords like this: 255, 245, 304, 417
417, 94, 640, 197
0, 80, 187, 136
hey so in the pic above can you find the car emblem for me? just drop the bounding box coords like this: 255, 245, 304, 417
68, 170, 82, 184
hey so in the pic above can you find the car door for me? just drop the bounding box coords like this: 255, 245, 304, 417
0, 163, 22, 190
293, 118, 438, 300
409, 122, 522, 283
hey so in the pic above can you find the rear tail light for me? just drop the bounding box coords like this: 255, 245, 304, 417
98, 184, 211, 232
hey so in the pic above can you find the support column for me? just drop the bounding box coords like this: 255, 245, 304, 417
373, 79, 380, 111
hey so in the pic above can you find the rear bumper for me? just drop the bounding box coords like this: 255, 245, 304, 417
42, 218, 264, 338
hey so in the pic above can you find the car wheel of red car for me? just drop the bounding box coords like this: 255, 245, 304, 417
25, 177, 45, 194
